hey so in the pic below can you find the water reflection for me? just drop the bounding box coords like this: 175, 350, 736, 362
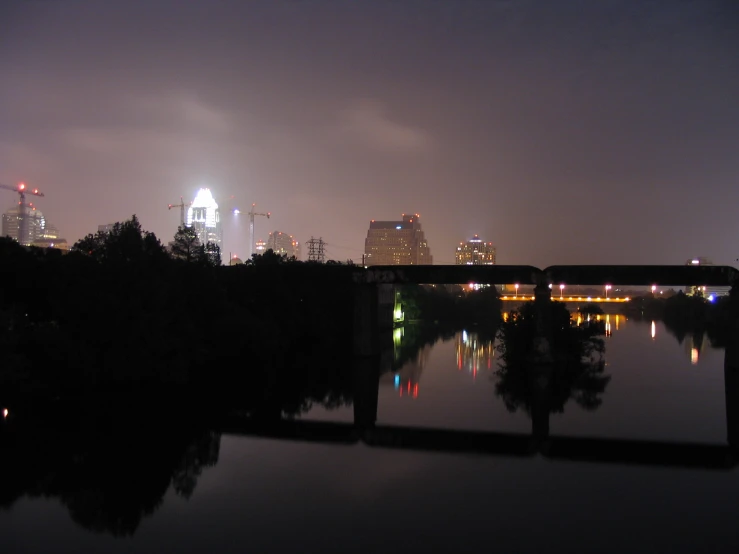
495, 302, 611, 418
1, 408, 220, 537
456, 329, 495, 379
2, 304, 737, 543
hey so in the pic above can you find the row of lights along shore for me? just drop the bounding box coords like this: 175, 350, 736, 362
498, 283, 673, 301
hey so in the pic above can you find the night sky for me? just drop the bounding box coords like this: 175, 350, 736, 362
1, 0, 737, 266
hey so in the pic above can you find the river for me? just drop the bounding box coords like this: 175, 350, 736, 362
2, 315, 737, 553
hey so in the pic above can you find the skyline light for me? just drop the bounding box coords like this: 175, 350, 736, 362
1, 2, 737, 265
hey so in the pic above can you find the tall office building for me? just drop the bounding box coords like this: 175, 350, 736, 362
266, 231, 300, 259
2, 204, 46, 246
186, 188, 222, 249
455, 235, 496, 265
43, 225, 60, 240
255, 239, 266, 255
364, 213, 432, 266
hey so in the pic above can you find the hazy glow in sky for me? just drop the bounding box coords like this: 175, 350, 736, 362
1, 0, 737, 265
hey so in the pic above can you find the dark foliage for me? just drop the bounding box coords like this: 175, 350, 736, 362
397, 284, 501, 324
495, 301, 610, 414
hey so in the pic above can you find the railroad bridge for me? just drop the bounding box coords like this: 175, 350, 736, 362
224, 263, 739, 468
350, 264, 739, 356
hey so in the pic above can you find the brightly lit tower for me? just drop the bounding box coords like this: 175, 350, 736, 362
186, 188, 222, 248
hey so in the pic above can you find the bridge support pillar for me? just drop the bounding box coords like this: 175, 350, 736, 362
529, 281, 554, 449
353, 285, 379, 357
352, 284, 383, 430
725, 287, 739, 450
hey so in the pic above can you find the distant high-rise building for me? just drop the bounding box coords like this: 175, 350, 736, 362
98, 223, 116, 234
2, 204, 46, 246
455, 235, 496, 265
255, 239, 266, 255
43, 225, 60, 240
364, 213, 432, 266
186, 188, 222, 249
266, 231, 300, 259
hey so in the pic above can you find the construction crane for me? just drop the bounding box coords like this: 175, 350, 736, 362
168, 196, 192, 226
246, 203, 270, 259
0, 182, 45, 246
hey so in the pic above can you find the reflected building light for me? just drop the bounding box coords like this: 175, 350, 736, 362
605, 314, 612, 337
691, 348, 699, 365
455, 331, 495, 378
394, 374, 400, 388
616, 314, 620, 330
651, 321, 656, 339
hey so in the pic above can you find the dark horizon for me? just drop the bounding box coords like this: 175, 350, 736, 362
1, 0, 737, 266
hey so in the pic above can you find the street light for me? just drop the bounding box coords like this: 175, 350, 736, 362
651, 285, 657, 295
560, 284, 564, 299
605, 284, 611, 298
514, 283, 519, 299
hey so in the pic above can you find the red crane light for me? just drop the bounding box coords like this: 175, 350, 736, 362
18, 183, 25, 191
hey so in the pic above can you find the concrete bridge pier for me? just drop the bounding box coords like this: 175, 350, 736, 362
724, 287, 739, 451
529, 280, 554, 448
351, 284, 394, 430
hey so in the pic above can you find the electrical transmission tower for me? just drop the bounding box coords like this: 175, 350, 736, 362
307, 237, 326, 263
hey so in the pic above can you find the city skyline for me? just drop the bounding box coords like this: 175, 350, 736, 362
1, 1, 737, 266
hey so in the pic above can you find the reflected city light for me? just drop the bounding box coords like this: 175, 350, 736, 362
456, 331, 495, 379
691, 348, 699, 365
651, 321, 656, 339
605, 314, 612, 337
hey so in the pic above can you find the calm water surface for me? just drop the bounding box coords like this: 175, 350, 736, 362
3, 317, 738, 554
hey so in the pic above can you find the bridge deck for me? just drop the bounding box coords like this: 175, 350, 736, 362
354, 264, 739, 287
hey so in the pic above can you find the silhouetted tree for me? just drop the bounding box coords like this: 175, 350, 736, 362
196, 241, 222, 267
248, 248, 285, 266
170, 225, 200, 262
71, 215, 167, 264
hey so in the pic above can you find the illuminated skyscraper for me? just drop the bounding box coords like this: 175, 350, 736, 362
186, 188, 222, 249
364, 213, 432, 266
266, 231, 300, 259
2, 204, 46, 246
455, 235, 496, 265
255, 239, 266, 255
